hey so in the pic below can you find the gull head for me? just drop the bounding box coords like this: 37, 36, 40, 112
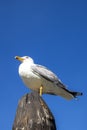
15, 56, 34, 64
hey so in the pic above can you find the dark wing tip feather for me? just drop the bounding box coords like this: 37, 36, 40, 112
70, 91, 83, 98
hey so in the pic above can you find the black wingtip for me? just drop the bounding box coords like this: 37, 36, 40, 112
77, 92, 83, 96
70, 91, 83, 98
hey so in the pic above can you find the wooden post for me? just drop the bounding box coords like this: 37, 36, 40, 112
12, 92, 56, 130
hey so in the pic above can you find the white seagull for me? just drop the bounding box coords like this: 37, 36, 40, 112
15, 56, 82, 100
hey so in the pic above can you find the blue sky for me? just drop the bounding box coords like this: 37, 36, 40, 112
0, 0, 87, 130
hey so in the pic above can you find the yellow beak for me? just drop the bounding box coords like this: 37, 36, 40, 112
15, 56, 24, 62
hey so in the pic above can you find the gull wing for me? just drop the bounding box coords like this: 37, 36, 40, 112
31, 64, 66, 89
31, 64, 82, 99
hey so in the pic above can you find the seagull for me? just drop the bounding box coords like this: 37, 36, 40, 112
15, 56, 82, 100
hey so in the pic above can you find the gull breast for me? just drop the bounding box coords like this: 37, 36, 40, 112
18, 63, 42, 90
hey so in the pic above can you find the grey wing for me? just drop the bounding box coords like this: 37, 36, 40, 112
31, 64, 66, 89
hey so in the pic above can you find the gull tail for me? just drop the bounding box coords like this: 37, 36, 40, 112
59, 88, 83, 100
69, 91, 83, 98
53, 83, 83, 100
55, 82, 83, 100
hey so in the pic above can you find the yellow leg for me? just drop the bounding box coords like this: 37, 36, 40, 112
40, 86, 43, 96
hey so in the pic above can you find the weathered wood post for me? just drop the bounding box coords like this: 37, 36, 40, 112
12, 92, 56, 130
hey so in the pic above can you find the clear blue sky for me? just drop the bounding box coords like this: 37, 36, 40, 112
0, 0, 87, 130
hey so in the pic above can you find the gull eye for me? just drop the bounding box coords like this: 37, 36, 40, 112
25, 56, 29, 59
